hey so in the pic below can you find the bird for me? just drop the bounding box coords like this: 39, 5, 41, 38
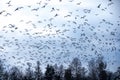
0, 10, 5, 15
31, 8, 39, 11
76, 2, 81, 5
36, 1, 42, 5
83, 9, 91, 13
54, 14, 58, 17
97, 4, 101, 8
50, 7, 55, 12
59, 0, 62, 2
8, 24, 15, 28
6, 0, 12, 6
15, 7, 23, 11
4, 13, 11, 16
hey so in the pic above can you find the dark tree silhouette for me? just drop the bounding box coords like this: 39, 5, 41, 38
2, 71, 9, 80
88, 58, 98, 80
107, 71, 113, 80
53, 64, 64, 80
64, 68, 72, 80
81, 67, 87, 80
58, 65, 64, 80
99, 70, 107, 80
114, 67, 120, 80
0, 56, 119, 80
45, 64, 55, 80
35, 61, 42, 80
97, 56, 107, 80
0, 60, 4, 80
53, 64, 60, 80
54, 74, 61, 80
25, 62, 34, 80
69, 57, 83, 80
9, 66, 23, 80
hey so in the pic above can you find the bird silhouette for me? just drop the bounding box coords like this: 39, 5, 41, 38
15, 7, 23, 11
97, 4, 101, 8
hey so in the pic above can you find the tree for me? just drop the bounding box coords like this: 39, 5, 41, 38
9, 66, 23, 80
2, 71, 9, 80
107, 71, 113, 80
64, 68, 72, 80
69, 57, 82, 80
0, 60, 4, 80
81, 67, 87, 80
45, 64, 55, 80
96, 56, 107, 80
88, 58, 98, 80
25, 62, 34, 80
34, 61, 42, 80
53, 64, 65, 80
54, 73, 60, 80
53, 64, 60, 80
114, 67, 120, 80
98, 70, 107, 80
58, 65, 64, 80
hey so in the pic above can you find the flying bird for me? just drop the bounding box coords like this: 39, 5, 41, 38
15, 7, 23, 11
0, 10, 5, 15
97, 4, 101, 8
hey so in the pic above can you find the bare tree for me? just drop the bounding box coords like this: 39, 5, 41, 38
64, 68, 72, 80
114, 67, 120, 80
45, 64, 55, 80
88, 58, 98, 80
69, 57, 86, 80
34, 61, 42, 80
0, 60, 4, 80
96, 56, 107, 80
25, 62, 34, 80
59, 65, 64, 80
9, 66, 23, 80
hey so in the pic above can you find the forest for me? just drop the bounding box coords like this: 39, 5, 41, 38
0, 56, 120, 80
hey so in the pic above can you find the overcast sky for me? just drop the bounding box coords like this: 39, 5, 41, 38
0, 0, 120, 72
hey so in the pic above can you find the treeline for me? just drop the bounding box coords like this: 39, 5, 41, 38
0, 56, 120, 80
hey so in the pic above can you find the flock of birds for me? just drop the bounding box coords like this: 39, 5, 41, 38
0, 0, 120, 71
